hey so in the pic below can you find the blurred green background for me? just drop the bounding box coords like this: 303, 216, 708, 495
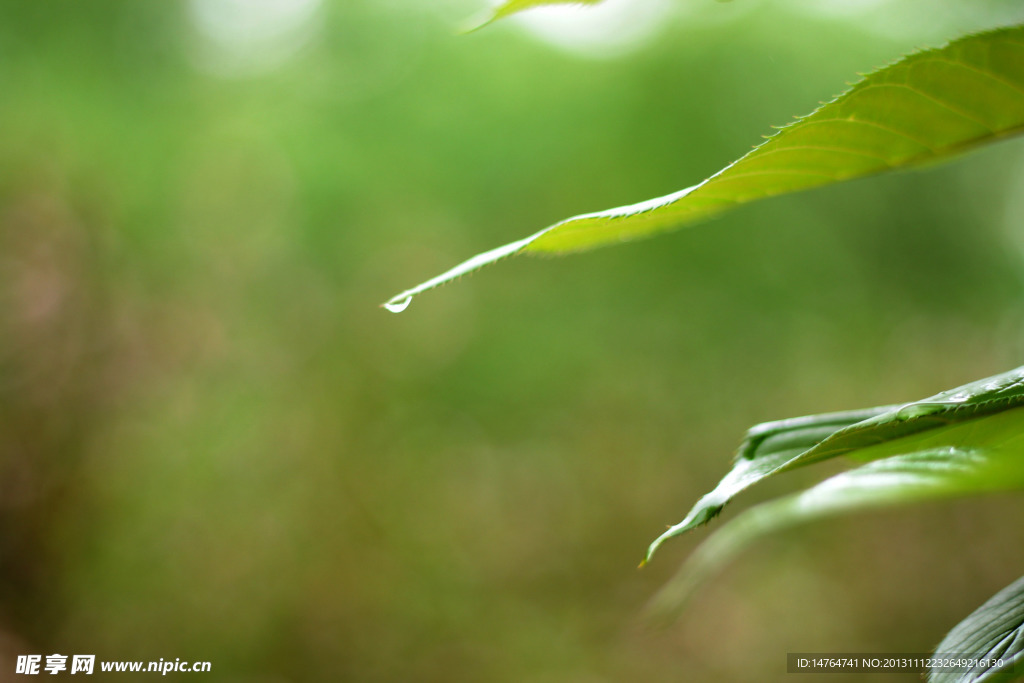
2, 1, 1024, 680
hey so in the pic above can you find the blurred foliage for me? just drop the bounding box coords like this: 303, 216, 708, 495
2, 1, 1024, 681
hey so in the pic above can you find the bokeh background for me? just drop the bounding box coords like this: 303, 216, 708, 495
2, 0, 1024, 681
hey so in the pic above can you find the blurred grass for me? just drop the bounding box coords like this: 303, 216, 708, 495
2, 1, 1024, 681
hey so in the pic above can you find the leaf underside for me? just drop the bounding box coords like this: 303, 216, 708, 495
929, 575, 1024, 683
385, 25, 1024, 311
647, 433, 1024, 617
643, 364, 1024, 563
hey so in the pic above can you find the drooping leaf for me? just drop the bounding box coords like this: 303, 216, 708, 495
384, 25, 1024, 311
644, 365, 1024, 563
794, 365, 1024, 467
639, 407, 894, 565
647, 408, 1024, 613
930, 575, 1024, 683
465, 0, 603, 32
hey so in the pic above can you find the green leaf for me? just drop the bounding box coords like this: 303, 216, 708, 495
794, 366, 1024, 467
644, 365, 1024, 564
464, 0, 603, 32
639, 407, 893, 565
930, 575, 1024, 683
384, 25, 1024, 311
648, 408, 1024, 614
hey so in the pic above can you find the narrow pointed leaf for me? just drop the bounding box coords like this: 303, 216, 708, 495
930, 575, 1024, 683
385, 25, 1024, 310
649, 408, 1024, 613
642, 407, 893, 563
793, 365, 1024, 468
465, 0, 603, 32
645, 365, 1024, 563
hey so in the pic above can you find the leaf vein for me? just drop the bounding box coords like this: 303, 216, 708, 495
853, 82, 996, 133
920, 55, 1024, 99
749, 143, 893, 164
794, 118, 936, 152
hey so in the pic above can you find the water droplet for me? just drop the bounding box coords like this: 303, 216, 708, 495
384, 296, 412, 313
895, 403, 942, 419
